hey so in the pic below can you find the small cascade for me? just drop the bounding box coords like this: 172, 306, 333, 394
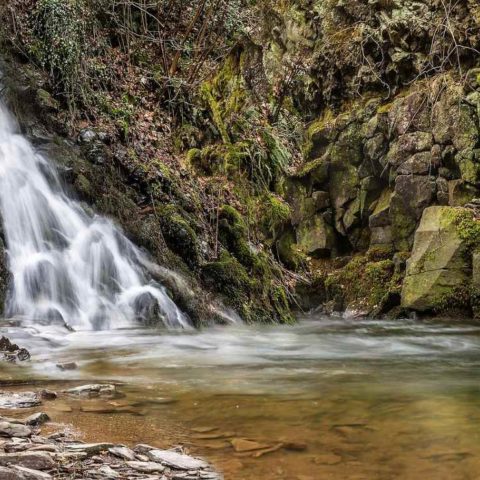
0, 95, 189, 330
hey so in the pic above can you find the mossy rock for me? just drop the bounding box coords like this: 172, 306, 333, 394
401, 206, 478, 312
276, 230, 305, 270
201, 251, 251, 300
157, 205, 200, 269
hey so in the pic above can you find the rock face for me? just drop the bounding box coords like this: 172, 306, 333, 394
402, 207, 478, 312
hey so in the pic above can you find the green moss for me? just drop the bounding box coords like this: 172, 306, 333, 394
325, 254, 399, 313
442, 208, 480, 251
201, 251, 251, 299
276, 230, 306, 270
157, 205, 200, 269
432, 286, 472, 315
261, 193, 291, 237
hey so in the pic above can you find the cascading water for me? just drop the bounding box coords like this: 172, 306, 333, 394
0, 94, 189, 330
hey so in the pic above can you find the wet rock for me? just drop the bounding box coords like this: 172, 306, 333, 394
147, 449, 208, 470
0, 337, 30, 363
38, 390, 57, 401
56, 362, 77, 371
0, 452, 54, 470
0, 421, 32, 438
230, 438, 271, 453
0, 392, 41, 409
63, 384, 115, 397
25, 413, 50, 427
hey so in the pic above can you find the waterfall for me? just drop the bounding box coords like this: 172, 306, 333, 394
0, 96, 189, 330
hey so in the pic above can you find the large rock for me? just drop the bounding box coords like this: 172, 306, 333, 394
401, 206, 473, 311
432, 89, 478, 151
296, 214, 335, 256
0, 422, 32, 438
390, 175, 436, 250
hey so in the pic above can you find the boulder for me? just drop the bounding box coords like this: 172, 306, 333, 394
388, 91, 431, 135
401, 207, 474, 311
0, 422, 32, 438
390, 175, 436, 250
432, 89, 478, 151
397, 152, 435, 175
296, 214, 335, 256
386, 132, 433, 169
25, 413, 49, 427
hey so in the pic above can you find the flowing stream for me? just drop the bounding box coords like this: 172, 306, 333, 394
3, 316, 480, 480
0, 94, 188, 330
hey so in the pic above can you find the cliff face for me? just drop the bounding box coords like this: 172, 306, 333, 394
1, 0, 479, 321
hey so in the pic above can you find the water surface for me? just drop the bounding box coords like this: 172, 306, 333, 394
3, 315, 480, 479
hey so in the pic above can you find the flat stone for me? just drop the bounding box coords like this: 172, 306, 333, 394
11, 465, 53, 479
63, 384, 115, 397
66, 443, 114, 455
0, 452, 55, 470
0, 466, 25, 480
25, 413, 50, 426
108, 446, 136, 461
126, 461, 165, 473
230, 438, 271, 453
0, 392, 41, 409
0, 421, 32, 438
147, 449, 208, 470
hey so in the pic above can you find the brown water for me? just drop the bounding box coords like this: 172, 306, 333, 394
3, 316, 480, 479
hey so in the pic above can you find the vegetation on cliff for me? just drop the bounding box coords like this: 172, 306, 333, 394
1, 0, 480, 321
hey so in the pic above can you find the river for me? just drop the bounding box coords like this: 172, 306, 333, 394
3, 315, 480, 479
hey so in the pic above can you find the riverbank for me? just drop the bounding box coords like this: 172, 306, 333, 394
0, 382, 221, 480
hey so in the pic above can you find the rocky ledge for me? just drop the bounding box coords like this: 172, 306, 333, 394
0, 386, 222, 480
